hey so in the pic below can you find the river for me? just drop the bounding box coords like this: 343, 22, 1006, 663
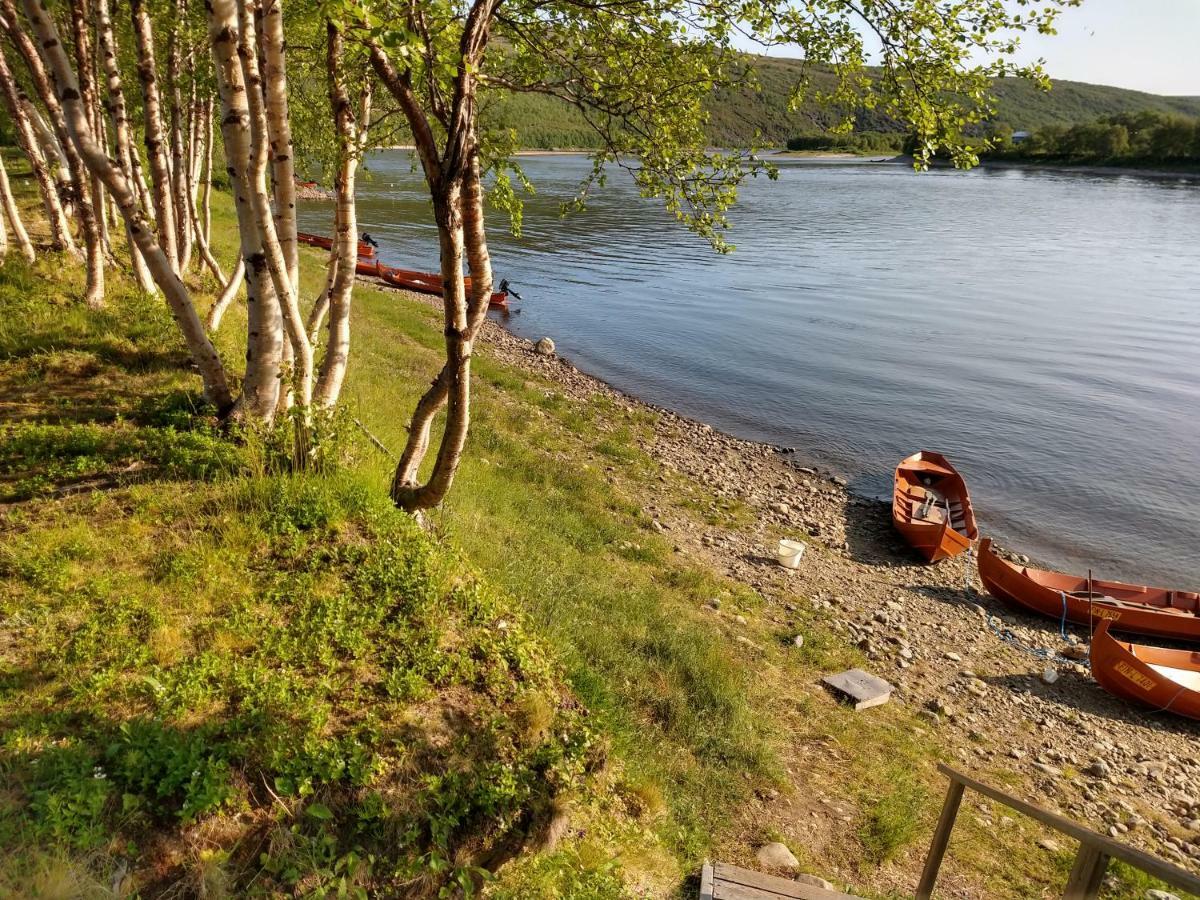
297, 151, 1200, 588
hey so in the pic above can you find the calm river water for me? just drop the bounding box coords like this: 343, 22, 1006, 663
297, 151, 1200, 587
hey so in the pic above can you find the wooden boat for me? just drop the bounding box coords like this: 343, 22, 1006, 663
892, 451, 978, 562
355, 258, 509, 311
296, 230, 375, 259
1090, 620, 1200, 720
297, 230, 510, 311
977, 538, 1200, 642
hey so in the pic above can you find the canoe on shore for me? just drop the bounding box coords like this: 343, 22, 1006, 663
977, 538, 1200, 642
354, 258, 509, 311
296, 230, 375, 259
296, 230, 510, 311
892, 451, 978, 563
1090, 620, 1200, 720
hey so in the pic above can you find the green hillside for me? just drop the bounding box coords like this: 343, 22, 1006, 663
489, 55, 1200, 149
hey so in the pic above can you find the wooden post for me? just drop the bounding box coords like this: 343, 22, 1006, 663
915, 778, 966, 899
699, 860, 714, 900
1062, 843, 1110, 900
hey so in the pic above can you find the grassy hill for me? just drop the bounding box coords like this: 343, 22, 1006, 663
489, 55, 1200, 149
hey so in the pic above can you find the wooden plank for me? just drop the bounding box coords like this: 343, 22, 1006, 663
701, 861, 715, 900
915, 779, 966, 899
937, 764, 1200, 895
714, 883, 855, 900
713, 863, 862, 899
1062, 844, 1110, 900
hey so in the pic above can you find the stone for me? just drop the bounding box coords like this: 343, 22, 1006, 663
1087, 760, 1112, 779
792, 634, 805, 649
534, 337, 556, 356
794, 873, 835, 891
756, 841, 799, 870
1038, 838, 1061, 852
1062, 644, 1089, 661
769, 501, 790, 515
945, 652, 962, 662
1041, 666, 1060, 685
734, 615, 748, 626
1146, 891, 1182, 900
823, 669, 893, 710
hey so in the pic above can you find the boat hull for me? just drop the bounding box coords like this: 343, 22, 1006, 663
977, 538, 1200, 642
892, 451, 978, 563
1090, 620, 1200, 720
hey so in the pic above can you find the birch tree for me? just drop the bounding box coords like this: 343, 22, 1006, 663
0, 151, 35, 261
17, 0, 234, 411
0, 42, 74, 251
129, 0, 178, 270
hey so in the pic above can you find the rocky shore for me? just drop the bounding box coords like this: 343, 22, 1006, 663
363, 276, 1200, 892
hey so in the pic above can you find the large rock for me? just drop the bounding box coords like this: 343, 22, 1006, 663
534, 337, 556, 356
756, 841, 799, 870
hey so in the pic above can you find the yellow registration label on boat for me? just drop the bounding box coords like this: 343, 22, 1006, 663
1093, 608, 1121, 621
1114, 661, 1155, 692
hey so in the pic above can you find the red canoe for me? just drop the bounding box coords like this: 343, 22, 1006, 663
1090, 620, 1200, 720
296, 230, 375, 259
354, 258, 509, 311
892, 451, 978, 563
977, 538, 1200, 642
297, 231, 508, 311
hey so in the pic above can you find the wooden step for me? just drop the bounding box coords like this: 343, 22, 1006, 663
701, 861, 865, 900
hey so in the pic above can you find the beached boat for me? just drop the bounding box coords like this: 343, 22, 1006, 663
1090, 620, 1200, 720
977, 538, 1200, 642
297, 230, 510, 311
892, 451, 978, 562
355, 258, 509, 311
296, 230, 376, 259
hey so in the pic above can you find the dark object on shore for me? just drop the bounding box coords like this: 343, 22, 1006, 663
296, 230, 375, 259
892, 451, 977, 563
1090, 620, 1200, 720
822, 668, 893, 710
295, 231, 510, 310
978, 538, 1200, 642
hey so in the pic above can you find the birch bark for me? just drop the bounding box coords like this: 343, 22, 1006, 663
17, 0, 234, 411
236, 0, 311, 409
3, 0, 105, 306
0, 152, 35, 261
208, 0, 283, 420
130, 0, 178, 271
96, 0, 156, 293
0, 43, 74, 252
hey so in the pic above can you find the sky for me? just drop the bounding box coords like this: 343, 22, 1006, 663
744, 0, 1200, 97
1011, 0, 1200, 96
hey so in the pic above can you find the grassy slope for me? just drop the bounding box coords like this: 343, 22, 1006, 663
488, 55, 1200, 149
0, 165, 1180, 898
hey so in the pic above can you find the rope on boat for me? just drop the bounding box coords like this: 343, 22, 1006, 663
964, 542, 1088, 668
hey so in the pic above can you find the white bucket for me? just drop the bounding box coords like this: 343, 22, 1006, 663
777, 539, 806, 569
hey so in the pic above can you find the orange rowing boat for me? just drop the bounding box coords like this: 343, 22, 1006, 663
977, 538, 1200, 642
297, 231, 510, 311
892, 451, 977, 563
296, 230, 375, 259
1090, 620, 1200, 720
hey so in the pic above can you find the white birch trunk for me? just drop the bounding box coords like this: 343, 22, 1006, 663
96, 0, 157, 294
18, 0, 234, 412
259, 0, 297, 289
0, 153, 34, 262
208, 0, 283, 420
0, 44, 74, 252
236, 0, 311, 409
130, 0, 179, 272
206, 256, 245, 332
3, 0, 105, 306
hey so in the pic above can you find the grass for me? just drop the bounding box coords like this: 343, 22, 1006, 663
1, 152, 1194, 898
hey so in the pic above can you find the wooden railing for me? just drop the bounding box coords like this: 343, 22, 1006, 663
917, 763, 1200, 900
